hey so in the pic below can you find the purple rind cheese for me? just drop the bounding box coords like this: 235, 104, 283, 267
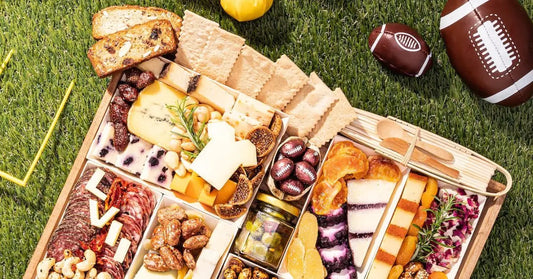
326, 266, 358, 279
311, 204, 347, 227
318, 244, 354, 273
317, 222, 349, 249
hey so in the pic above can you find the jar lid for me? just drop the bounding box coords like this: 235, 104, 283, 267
256, 193, 300, 217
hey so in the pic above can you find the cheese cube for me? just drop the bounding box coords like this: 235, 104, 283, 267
222, 110, 262, 139
232, 94, 275, 126
113, 238, 131, 263
159, 62, 200, 93
137, 57, 167, 78
105, 220, 123, 246
186, 173, 207, 200
207, 121, 236, 142
234, 140, 257, 167
214, 180, 237, 204
128, 81, 186, 151
115, 135, 153, 176
141, 145, 174, 189
90, 122, 119, 163
198, 187, 218, 206
189, 75, 235, 113
191, 138, 241, 190
171, 172, 193, 194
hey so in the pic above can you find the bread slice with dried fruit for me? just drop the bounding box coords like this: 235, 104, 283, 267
92, 5, 182, 39
87, 20, 177, 77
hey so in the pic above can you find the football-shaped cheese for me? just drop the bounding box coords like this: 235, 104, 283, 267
270, 158, 295, 182
440, 0, 533, 106
368, 23, 433, 77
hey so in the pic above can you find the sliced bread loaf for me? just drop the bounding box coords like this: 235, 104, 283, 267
87, 20, 177, 77
92, 5, 182, 39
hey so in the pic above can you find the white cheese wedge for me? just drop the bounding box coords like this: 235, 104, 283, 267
134, 265, 178, 279
89, 199, 120, 229
192, 220, 236, 277
86, 169, 107, 201
141, 145, 174, 189
191, 138, 241, 190
159, 62, 200, 93
222, 110, 262, 139
232, 94, 275, 126
350, 237, 372, 268
207, 121, 236, 142
234, 140, 257, 167
347, 207, 387, 233
90, 122, 119, 163
115, 135, 153, 176
137, 57, 166, 78
189, 75, 235, 113
105, 220, 123, 246
113, 238, 131, 263
347, 179, 396, 204
128, 81, 186, 151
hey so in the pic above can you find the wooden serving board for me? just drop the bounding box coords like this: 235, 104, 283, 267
24, 72, 507, 279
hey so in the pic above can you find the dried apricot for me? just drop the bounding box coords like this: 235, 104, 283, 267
396, 236, 418, 266
286, 238, 305, 279
388, 265, 403, 279
420, 192, 436, 209
425, 178, 439, 196
428, 271, 448, 279
311, 181, 342, 215
321, 154, 369, 185
328, 141, 361, 159
303, 249, 325, 279
364, 156, 401, 182
331, 178, 348, 209
408, 207, 427, 236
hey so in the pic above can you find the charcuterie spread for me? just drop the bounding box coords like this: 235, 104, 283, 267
26, 5, 511, 279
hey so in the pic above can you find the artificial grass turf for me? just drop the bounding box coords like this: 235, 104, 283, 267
0, 0, 531, 277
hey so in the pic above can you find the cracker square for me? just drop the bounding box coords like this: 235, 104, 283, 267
226, 45, 276, 98
309, 88, 357, 147
195, 27, 246, 83
256, 55, 308, 110
284, 72, 338, 137
175, 10, 218, 69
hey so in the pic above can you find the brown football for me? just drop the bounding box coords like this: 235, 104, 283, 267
440, 0, 533, 106
368, 23, 433, 77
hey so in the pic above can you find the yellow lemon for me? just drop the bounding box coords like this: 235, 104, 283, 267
221, 0, 274, 22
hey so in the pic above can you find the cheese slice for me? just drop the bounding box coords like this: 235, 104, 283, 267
234, 140, 257, 167
128, 81, 186, 151
190, 138, 241, 190
137, 57, 167, 78
232, 93, 275, 127
113, 238, 131, 263
105, 220, 123, 246
207, 121, 236, 142
192, 222, 236, 278
222, 110, 262, 139
189, 75, 235, 113
89, 199, 120, 229
159, 62, 200, 93
86, 169, 107, 200
134, 265, 178, 279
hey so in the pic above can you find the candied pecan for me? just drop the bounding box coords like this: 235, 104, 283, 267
157, 205, 187, 224
182, 235, 209, 250
143, 253, 169, 272
113, 122, 129, 152
164, 219, 181, 246
181, 219, 204, 239
183, 249, 196, 270
136, 71, 156, 89
160, 246, 183, 270
151, 225, 166, 250
124, 68, 142, 85
118, 83, 139, 102
109, 102, 129, 124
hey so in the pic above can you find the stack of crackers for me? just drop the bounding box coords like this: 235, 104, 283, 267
175, 11, 357, 147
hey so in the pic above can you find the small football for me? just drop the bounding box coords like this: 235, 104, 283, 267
368, 23, 433, 77
440, 0, 533, 106
280, 138, 306, 159
270, 158, 295, 182
279, 179, 305, 196
295, 161, 317, 185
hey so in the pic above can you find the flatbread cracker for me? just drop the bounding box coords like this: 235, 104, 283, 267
175, 10, 218, 69
284, 72, 338, 137
309, 88, 357, 147
195, 27, 246, 83
226, 46, 276, 98
256, 55, 308, 110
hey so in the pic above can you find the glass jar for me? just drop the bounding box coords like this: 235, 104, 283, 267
234, 193, 300, 270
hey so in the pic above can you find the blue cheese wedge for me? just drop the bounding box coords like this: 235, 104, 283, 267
90, 122, 119, 163
141, 145, 174, 189
115, 135, 153, 176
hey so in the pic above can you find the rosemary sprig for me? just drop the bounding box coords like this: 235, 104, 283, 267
166, 97, 209, 159
412, 195, 459, 263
